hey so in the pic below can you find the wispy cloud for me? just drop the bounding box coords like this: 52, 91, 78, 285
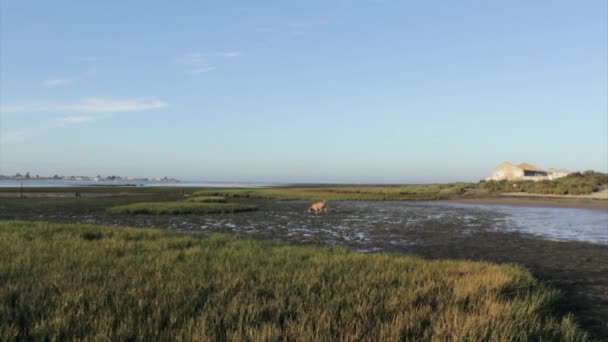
0, 97, 168, 114
44, 79, 73, 87
55, 115, 97, 126
64, 98, 168, 113
0, 101, 54, 113
190, 67, 216, 74
179, 51, 241, 74
43, 57, 101, 88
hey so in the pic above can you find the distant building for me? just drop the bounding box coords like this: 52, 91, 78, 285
546, 168, 571, 180
485, 162, 570, 182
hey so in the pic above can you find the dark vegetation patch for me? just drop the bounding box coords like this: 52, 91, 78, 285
80, 231, 104, 241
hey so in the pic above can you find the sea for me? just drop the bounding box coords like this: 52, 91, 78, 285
0, 179, 280, 188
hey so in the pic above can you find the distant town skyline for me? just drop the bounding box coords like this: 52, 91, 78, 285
1, 1, 606, 183
0, 172, 178, 182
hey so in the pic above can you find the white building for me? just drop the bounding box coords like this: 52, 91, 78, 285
485, 162, 570, 182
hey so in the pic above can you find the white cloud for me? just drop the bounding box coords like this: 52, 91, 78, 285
63, 97, 168, 113
0, 101, 53, 113
44, 79, 73, 87
179, 51, 240, 74
181, 51, 241, 62
0, 97, 168, 114
1, 131, 29, 144
55, 115, 97, 126
190, 66, 216, 74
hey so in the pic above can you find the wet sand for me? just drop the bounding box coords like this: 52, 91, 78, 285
450, 195, 608, 210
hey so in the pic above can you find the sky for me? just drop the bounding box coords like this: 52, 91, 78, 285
0, 0, 606, 183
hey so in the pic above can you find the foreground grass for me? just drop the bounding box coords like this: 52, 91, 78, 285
107, 201, 256, 215
0, 221, 587, 341
196, 183, 475, 201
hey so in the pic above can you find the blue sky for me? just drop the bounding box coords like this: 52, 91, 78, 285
1, 1, 606, 183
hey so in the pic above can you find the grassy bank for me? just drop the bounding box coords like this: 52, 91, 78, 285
0, 221, 587, 341
195, 183, 474, 201
479, 171, 608, 196
107, 201, 256, 215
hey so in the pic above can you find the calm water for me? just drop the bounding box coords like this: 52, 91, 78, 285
435, 202, 608, 245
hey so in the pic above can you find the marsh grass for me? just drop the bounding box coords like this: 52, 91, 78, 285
106, 201, 256, 215
183, 195, 226, 203
195, 183, 474, 201
0, 221, 587, 341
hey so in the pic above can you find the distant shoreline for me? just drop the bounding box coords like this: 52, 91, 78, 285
0, 179, 282, 188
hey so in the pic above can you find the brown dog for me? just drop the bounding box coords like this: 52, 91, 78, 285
308, 200, 327, 214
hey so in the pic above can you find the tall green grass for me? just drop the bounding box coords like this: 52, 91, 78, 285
0, 221, 587, 341
107, 201, 256, 215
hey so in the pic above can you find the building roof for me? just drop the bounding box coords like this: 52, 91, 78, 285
495, 161, 516, 169
517, 162, 542, 171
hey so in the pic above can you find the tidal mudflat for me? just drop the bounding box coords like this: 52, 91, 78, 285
11, 199, 603, 248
